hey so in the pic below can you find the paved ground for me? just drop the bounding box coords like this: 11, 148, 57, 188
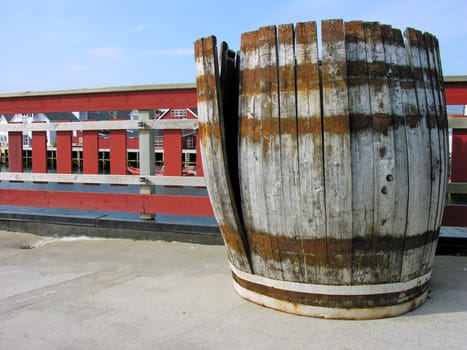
0, 230, 466, 350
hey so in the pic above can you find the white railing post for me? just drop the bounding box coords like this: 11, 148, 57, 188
138, 110, 155, 220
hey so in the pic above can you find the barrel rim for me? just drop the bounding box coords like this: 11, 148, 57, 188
233, 279, 428, 320
230, 263, 431, 295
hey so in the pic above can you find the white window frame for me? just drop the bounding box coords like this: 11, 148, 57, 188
171, 109, 187, 119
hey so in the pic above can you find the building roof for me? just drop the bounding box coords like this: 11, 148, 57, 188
1, 114, 15, 122
114, 110, 137, 119
45, 112, 79, 122
85, 110, 139, 120
444, 75, 467, 83
86, 111, 113, 121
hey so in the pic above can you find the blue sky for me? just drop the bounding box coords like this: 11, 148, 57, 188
1, 0, 466, 93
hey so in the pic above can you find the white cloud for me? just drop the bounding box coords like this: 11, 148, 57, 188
146, 48, 193, 56
131, 24, 151, 32
88, 47, 124, 60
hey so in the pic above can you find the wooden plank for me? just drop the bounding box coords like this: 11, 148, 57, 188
138, 110, 155, 178
237, 28, 257, 210
447, 182, 467, 194
0, 172, 206, 186
0, 85, 197, 114
218, 40, 252, 260
425, 33, 449, 269
380, 25, 410, 282
109, 129, 127, 175
238, 31, 258, 249
238, 29, 266, 276
277, 23, 302, 282
0, 83, 196, 99
321, 19, 352, 285
416, 31, 442, 274
56, 130, 73, 174
1, 119, 198, 132
401, 28, 433, 281
448, 117, 467, 129
255, 25, 283, 279
82, 130, 99, 174
163, 130, 182, 176
295, 21, 325, 283
219, 42, 240, 199
138, 110, 155, 220
344, 21, 375, 284
430, 34, 449, 225
31, 130, 48, 174
365, 22, 397, 283
0, 189, 214, 216
195, 36, 252, 273
7, 131, 23, 172
195, 133, 204, 178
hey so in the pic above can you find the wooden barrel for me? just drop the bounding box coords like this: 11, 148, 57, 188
195, 19, 448, 319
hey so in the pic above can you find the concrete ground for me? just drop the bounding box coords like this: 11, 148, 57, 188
0, 230, 466, 350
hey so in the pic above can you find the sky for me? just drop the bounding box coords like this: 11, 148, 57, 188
0, 0, 466, 93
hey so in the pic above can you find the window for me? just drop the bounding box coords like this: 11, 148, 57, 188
171, 109, 187, 119
186, 136, 194, 149
155, 136, 163, 148
23, 134, 31, 146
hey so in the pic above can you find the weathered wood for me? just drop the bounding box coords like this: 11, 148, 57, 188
1, 119, 198, 132
238, 29, 269, 276
415, 31, 441, 274
381, 25, 409, 283
448, 117, 467, 128
219, 42, 242, 225
321, 19, 352, 285
366, 22, 397, 283
254, 26, 284, 279
0, 172, 206, 186
195, 36, 252, 272
401, 28, 433, 281
345, 20, 376, 284
195, 20, 447, 318
295, 21, 325, 284
424, 33, 449, 269
0, 84, 197, 114
276, 23, 303, 282
139, 110, 155, 220
237, 29, 255, 234
0, 189, 213, 216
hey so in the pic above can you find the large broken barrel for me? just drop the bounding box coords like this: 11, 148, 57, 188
194, 19, 448, 319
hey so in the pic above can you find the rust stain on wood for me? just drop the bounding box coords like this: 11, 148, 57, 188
240, 116, 339, 145
295, 63, 320, 90
245, 229, 438, 281
195, 74, 217, 103
219, 223, 249, 254
323, 115, 351, 134
198, 121, 221, 150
